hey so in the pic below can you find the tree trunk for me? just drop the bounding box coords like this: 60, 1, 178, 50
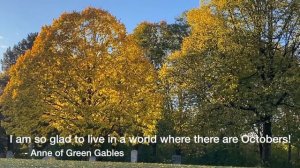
262, 119, 272, 166
7, 135, 13, 151
288, 143, 292, 165
258, 125, 263, 160
152, 143, 157, 163
297, 147, 300, 160
259, 143, 263, 160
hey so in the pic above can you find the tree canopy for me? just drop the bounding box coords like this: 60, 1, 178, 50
161, 0, 300, 165
1, 33, 38, 71
132, 16, 189, 69
0, 8, 162, 138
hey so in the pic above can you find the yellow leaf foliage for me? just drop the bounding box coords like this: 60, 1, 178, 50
1, 8, 162, 138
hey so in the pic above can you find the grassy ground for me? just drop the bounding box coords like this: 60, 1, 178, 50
0, 159, 248, 168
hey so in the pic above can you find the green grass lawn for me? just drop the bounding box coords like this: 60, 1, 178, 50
0, 159, 248, 168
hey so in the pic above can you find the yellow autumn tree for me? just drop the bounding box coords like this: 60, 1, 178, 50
0, 8, 162, 139
161, 0, 300, 165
